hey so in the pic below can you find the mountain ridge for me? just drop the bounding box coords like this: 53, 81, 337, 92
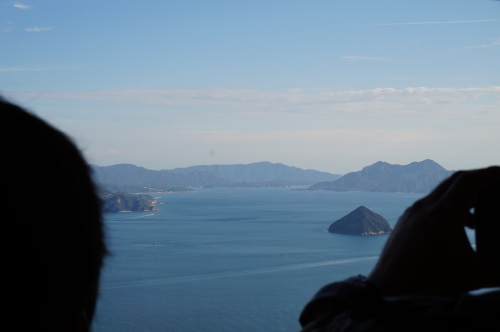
308, 159, 453, 193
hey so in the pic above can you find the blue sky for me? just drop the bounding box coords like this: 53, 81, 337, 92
1, 0, 500, 173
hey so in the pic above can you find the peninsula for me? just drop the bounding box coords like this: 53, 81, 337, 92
165, 187, 195, 192
101, 190, 159, 213
328, 206, 392, 235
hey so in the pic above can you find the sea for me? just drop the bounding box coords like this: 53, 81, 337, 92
91, 187, 473, 332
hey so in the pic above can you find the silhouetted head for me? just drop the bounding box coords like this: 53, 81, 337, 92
0, 98, 107, 331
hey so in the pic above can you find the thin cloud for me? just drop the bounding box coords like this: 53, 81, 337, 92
464, 38, 500, 49
14, 3, 31, 9
0, 66, 79, 72
25, 27, 52, 32
340, 56, 390, 61
341, 19, 496, 27
451, 38, 500, 51
7, 86, 500, 121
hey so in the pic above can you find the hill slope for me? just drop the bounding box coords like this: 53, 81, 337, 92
308, 159, 452, 193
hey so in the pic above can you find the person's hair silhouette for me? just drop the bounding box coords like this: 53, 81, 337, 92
0, 98, 107, 332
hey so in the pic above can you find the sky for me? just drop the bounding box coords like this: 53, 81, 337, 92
1, 0, 500, 174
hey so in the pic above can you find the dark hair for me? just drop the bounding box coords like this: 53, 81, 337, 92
0, 98, 107, 331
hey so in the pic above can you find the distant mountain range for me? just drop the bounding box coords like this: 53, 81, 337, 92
92, 160, 452, 193
169, 162, 340, 183
91, 162, 341, 190
308, 159, 453, 193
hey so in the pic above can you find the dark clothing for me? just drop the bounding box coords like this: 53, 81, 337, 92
299, 276, 500, 332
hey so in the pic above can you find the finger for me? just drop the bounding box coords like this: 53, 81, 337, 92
425, 170, 463, 202
437, 166, 500, 217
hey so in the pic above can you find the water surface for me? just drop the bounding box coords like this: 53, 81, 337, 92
93, 188, 426, 332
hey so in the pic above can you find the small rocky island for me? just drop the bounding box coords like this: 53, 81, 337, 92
328, 206, 392, 235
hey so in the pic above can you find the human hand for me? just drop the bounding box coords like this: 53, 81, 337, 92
368, 167, 500, 297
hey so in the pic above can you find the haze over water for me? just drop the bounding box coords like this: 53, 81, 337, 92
93, 188, 432, 332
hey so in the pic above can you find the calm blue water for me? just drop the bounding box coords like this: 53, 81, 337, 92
93, 188, 431, 332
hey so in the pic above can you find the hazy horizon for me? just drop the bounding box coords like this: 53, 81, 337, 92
2, 0, 499, 174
